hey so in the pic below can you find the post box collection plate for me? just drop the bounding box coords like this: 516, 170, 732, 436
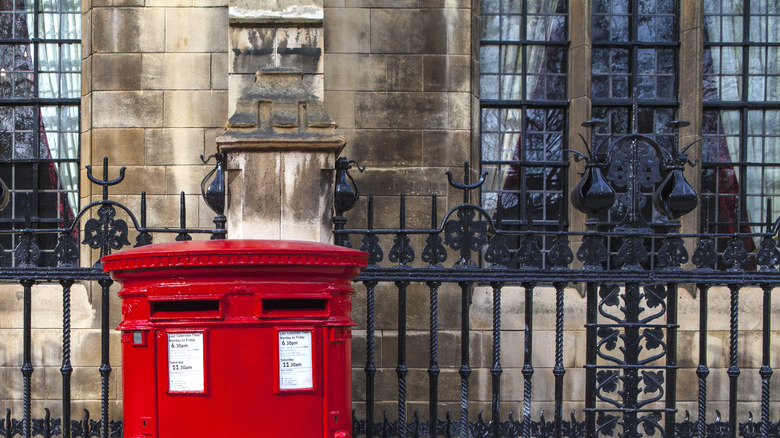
103, 239, 367, 438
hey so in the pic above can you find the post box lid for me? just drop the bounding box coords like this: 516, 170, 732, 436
101, 239, 368, 273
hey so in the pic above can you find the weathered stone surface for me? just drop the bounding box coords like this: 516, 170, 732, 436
423, 55, 470, 92
142, 53, 212, 90
324, 54, 386, 91
345, 0, 417, 7
386, 55, 423, 91
323, 8, 370, 53
323, 91, 354, 129
166, 8, 228, 53
92, 54, 142, 90
277, 27, 323, 73
93, 8, 165, 53
370, 10, 447, 54
211, 53, 229, 90
422, 130, 470, 167
342, 129, 422, 166
355, 92, 449, 129
163, 91, 229, 128
92, 128, 145, 165
448, 92, 471, 129
166, 165, 210, 194
145, 128, 206, 166
92, 91, 164, 128
230, 27, 276, 74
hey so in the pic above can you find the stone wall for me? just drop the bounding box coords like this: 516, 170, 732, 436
0, 0, 230, 418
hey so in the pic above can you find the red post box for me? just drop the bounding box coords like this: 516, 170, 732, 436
102, 240, 367, 438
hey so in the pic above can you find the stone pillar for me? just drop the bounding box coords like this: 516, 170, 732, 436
217, 67, 345, 242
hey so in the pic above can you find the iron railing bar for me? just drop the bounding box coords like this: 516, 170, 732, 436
696, 284, 710, 438
459, 281, 472, 438
585, 283, 597, 438
427, 280, 440, 438
521, 282, 534, 438
21, 279, 33, 438
489, 282, 502, 438
759, 284, 772, 438
60, 280, 73, 438
727, 284, 740, 438
553, 281, 565, 438
364, 280, 377, 438
396, 280, 408, 438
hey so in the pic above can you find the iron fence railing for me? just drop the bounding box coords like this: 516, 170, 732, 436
333, 97, 778, 438
0, 154, 226, 438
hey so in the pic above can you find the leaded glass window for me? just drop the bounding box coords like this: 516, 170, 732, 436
702, 0, 780, 241
0, 0, 80, 266
479, 0, 568, 264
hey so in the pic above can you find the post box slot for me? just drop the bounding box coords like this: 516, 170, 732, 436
262, 298, 327, 316
151, 299, 221, 319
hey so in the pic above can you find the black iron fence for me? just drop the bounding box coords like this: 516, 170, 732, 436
334, 111, 778, 436
0, 154, 226, 438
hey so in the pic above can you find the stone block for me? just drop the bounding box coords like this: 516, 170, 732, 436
143, 194, 201, 228
211, 53, 229, 90
323, 8, 370, 53
145, 128, 206, 166
470, 285, 586, 332
146, 0, 192, 5
448, 92, 471, 129
163, 90, 229, 128
278, 27, 323, 73
420, 0, 470, 7
225, 152, 281, 239
355, 92, 449, 130
279, 152, 333, 241
93, 8, 165, 53
228, 73, 255, 115
93, 0, 143, 5
370, 10, 447, 54
0, 366, 45, 400
356, 167, 449, 196
445, 8, 470, 55
341, 129, 422, 166
422, 130, 470, 167
142, 53, 211, 90
92, 91, 164, 128
81, 55, 92, 97
106, 165, 166, 195
81, 11, 92, 59
0, 283, 96, 331
423, 55, 470, 92
323, 91, 354, 129
81, 95, 92, 132
92, 128, 145, 165
166, 8, 228, 53
386, 55, 423, 91
195, 0, 226, 5
166, 165, 210, 195
230, 27, 275, 74
346, 0, 417, 7
324, 0, 344, 6
324, 54, 386, 91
